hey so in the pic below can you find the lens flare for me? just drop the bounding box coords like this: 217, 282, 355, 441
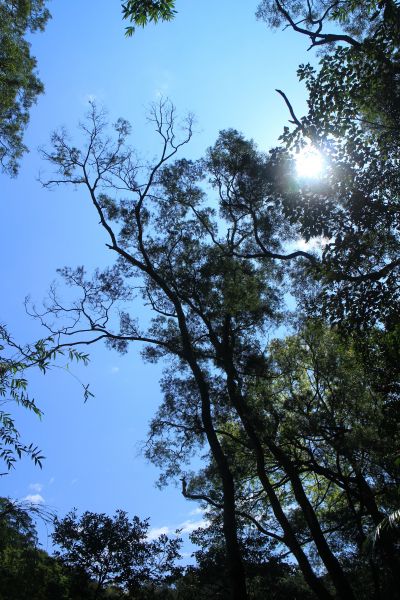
295, 147, 324, 178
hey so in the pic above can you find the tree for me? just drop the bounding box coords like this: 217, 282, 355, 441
160, 318, 400, 598
180, 3, 386, 333
0, 497, 70, 600
176, 511, 316, 600
0, 0, 50, 175
266, 322, 400, 594
52, 509, 182, 599
117, 0, 400, 331
38, 101, 249, 600
9, 2, 397, 598
36, 102, 378, 599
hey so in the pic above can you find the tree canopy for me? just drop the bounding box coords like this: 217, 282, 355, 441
0, 0, 50, 175
34, 92, 400, 598
3, 1, 400, 599
53, 509, 182, 598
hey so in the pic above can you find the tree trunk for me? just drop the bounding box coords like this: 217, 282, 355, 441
178, 315, 248, 600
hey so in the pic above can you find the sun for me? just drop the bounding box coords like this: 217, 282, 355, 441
295, 146, 324, 178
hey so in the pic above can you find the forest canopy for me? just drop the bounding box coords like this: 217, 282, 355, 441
1, 1, 399, 600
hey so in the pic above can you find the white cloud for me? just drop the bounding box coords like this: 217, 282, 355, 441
24, 494, 44, 504
110, 366, 120, 374
29, 483, 43, 493
147, 517, 210, 542
49, 477, 55, 485
177, 518, 209, 535
147, 526, 170, 541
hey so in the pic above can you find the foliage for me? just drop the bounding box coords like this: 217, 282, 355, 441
0, 497, 69, 600
36, 2, 400, 586
175, 319, 400, 598
374, 508, 400, 545
252, 1, 400, 331
0, 323, 91, 472
0, 0, 50, 175
0, 498, 182, 600
38, 102, 380, 599
256, 0, 400, 47
122, 0, 177, 36
182, 518, 315, 600
53, 509, 182, 598
116, 3, 400, 331
3, 0, 400, 598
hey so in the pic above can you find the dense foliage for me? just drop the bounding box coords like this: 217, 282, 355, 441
262, 0, 400, 330
0, 500, 182, 600
0, 0, 50, 175
53, 509, 182, 597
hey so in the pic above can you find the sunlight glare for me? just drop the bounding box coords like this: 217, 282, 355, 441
295, 146, 324, 178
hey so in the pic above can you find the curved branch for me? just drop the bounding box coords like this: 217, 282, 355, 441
275, 0, 361, 49
276, 89, 302, 127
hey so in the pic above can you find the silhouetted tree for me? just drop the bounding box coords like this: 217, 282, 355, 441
53, 509, 182, 599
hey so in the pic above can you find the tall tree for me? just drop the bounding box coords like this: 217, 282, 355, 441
38, 102, 249, 600
36, 103, 382, 599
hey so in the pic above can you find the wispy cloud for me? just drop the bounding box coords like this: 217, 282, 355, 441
189, 507, 204, 516
24, 494, 45, 504
29, 483, 43, 493
178, 518, 209, 534
110, 366, 120, 374
148, 517, 209, 541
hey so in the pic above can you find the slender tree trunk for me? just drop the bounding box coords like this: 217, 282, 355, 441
177, 316, 247, 600
191, 369, 248, 600
253, 452, 334, 600
218, 326, 354, 599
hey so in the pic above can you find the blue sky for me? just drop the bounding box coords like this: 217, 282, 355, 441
1, 0, 317, 552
